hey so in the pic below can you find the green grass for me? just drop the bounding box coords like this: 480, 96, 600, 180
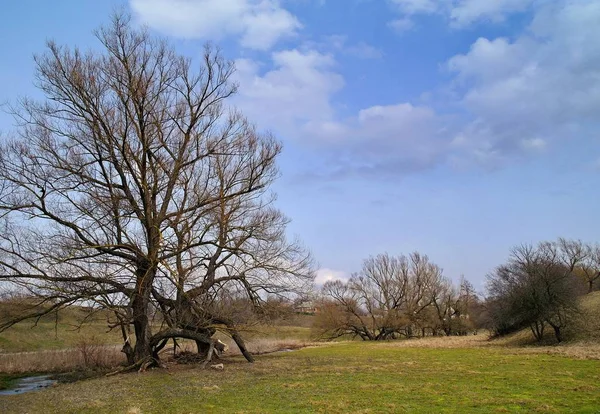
2, 341, 599, 413
0, 373, 25, 391
0, 315, 122, 353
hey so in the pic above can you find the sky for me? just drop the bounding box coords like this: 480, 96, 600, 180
1, 0, 600, 292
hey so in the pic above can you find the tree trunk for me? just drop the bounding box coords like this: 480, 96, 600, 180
132, 296, 152, 362
201, 342, 215, 368
121, 340, 134, 365
231, 330, 254, 363
119, 319, 135, 365
196, 340, 210, 356
530, 321, 545, 341
551, 324, 562, 343
131, 265, 155, 363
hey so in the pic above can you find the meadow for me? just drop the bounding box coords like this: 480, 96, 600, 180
1, 336, 600, 413
1, 294, 600, 413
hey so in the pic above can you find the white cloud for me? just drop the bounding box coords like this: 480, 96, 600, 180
447, 0, 600, 160
386, 0, 438, 32
388, 0, 439, 14
521, 138, 546, 151
130, 0, 301, 50
449, 0, 536, 27
220, 0, 600, 180
303, 103, 449, 177
388, 17, 415, 33
315, 268, 349, 284
232, 44, 452, 178
233, 48, 344, 131
386, 0, 538, 29
316, 35, 383, 59
345, 41, 384, 60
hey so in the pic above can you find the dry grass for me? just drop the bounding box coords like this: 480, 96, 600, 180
1, 292, 597, 375
229, 337, 314, 355
372, 332, 600, 360
170, 336, 316, 358
0, 336, 315, 374
378, 334, 491, 349
505, 341, 600, 360
0, 345, 126, 374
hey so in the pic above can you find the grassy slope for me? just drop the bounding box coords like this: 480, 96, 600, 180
570, 291, 600, 341
0, 307, 122, 353
499, 291, 600, 346
2, 341, 600, 413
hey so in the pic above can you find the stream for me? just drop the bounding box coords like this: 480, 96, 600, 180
0, 375, 57, 396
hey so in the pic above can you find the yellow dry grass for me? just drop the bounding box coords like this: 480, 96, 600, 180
371, 332, 600, 360
0, 345, 126, 374
0, 336, 316, 374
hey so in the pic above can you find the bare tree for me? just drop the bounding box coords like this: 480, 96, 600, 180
0, 14, 314, 367
577, 244, 600, 293
316, 252, 470, 340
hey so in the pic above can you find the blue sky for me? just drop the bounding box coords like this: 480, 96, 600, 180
1, 0, 600, 291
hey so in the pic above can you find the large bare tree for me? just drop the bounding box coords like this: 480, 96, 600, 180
0, 14, 314, 367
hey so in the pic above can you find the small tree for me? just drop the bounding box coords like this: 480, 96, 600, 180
576, 244, 600, 293
486, 239, 586, 342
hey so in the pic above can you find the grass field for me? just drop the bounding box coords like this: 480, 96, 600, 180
1, 295, 599, 412
0, 307, 122, 353
1, 337, 600, 413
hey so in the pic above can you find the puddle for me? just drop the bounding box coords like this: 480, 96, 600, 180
0, 375, 57, 396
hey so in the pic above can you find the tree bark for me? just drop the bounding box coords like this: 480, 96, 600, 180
230, 330, 254, 363
131, 265, 156, 362
201, 342, 215, 368
551, 324, 562, 343
196, 340, 210, 356
530, 321, 545, 341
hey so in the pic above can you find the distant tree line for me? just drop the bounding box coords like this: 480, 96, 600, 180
317, 238, 598, 343
314, 253, 483, 340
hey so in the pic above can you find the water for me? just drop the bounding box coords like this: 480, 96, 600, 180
0, 375, 57, 396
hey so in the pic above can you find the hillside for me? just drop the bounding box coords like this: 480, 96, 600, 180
0, 304, 121, 353
496, 291, 600, 346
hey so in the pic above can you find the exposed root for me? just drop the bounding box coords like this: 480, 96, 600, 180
105, 356, 157, 377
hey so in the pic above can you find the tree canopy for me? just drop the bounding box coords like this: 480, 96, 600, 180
316, 253, 480, 340
486, 239, 587, 342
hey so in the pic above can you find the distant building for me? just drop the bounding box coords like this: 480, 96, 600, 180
294, 301, 320, 314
